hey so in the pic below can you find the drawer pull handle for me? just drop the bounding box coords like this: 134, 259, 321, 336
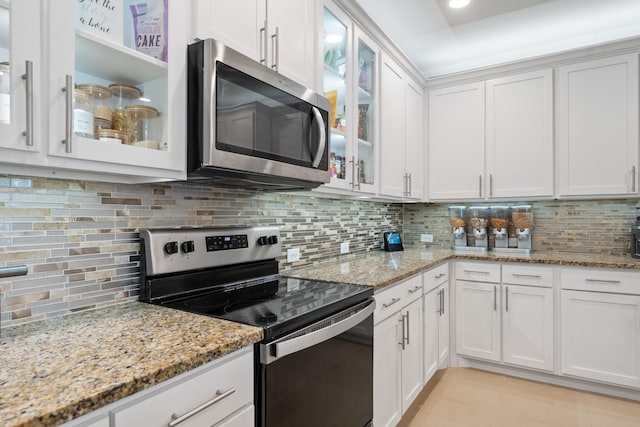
169, 388, 235, 427
512, 274, 542, 278
464, 269, 490, 274
408, 286, 421, 294
435, 273, 446, 279
383, 297, 401, 308
585, 278, 622, 284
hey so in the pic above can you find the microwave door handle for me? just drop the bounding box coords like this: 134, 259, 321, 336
311, 106, 326, 168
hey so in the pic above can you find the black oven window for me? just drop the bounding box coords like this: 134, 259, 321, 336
215, 62, 327, 168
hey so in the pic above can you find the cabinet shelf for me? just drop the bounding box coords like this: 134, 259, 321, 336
75, 29, 167, 84
358, 86, 374, 100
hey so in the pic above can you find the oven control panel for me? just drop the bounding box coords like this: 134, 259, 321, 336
206, 234, 249, 251
140, 226, 282, 276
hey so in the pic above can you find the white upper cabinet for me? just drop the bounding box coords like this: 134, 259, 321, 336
486, 69, 553, 199
404, 77, 425, 200
379, 52, 424, 200
557, 53, 639, 197
428, 82, 485, 201
44, 0, 187, 182
193, 0, 316, 89
379, 52, 406, 198
0, 0, 43, 166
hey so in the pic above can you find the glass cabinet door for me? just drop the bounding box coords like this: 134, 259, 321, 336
0, 0, 41, 157
355, 28, 377, 192
322, 4, 350, 189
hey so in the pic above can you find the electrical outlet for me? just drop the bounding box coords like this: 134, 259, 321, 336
287, 247, 300, 262
420, 233, 434, 243
340, 241, 350, 254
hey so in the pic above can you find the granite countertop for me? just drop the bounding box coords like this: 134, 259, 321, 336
283, 248, 640, 290
0, 303, 263, 427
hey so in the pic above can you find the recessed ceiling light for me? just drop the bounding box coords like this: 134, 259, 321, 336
325, 33, 343, 44
449, 0, 470, 9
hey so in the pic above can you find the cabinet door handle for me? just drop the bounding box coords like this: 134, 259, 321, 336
271, 27, 279, 71
479, 175, 483, 197
408, 173, 412, 196
383, 297, 401, 308
489, 174, 493, 197
21, 60, 34, 146
399, 315, 406, 350
463, 269, 490, 275
355, 159, 361, 190
435, 273, 446, 279
512, 273, 542, 278
259, 25, 266, 64
585, 278, 621, 284
405, 311, 410, 346
169, 388, 236, 427
441, 288, 445, 316
633, 166, 636, 192
349, 157, 355, 188
408, 285, 421, 294
61, 74, 73, 153
505, 286, 509, 312
493, 286, 497, 311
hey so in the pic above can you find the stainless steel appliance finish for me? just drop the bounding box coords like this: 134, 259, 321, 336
140, 226, 374, 427
187, 38, 331, 191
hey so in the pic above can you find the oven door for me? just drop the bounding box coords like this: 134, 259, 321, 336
257, 299, 374, 427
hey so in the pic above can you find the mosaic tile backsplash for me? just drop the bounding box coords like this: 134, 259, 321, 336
0, 177, 402, 327
1, 175, 638, 327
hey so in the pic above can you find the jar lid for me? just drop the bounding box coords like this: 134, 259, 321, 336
96, 129, 127, 139
109, 83, 142, 99
125, 104, 159, 118
76, 83, 112, 98
74, 88, 95, 102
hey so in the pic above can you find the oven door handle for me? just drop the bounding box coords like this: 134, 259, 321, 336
259, 299, 375, 365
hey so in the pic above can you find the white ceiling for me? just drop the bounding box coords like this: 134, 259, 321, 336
355, 0, 640, 78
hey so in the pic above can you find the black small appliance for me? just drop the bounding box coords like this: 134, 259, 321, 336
383, 231, 404, 252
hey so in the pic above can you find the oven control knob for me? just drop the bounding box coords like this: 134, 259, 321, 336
163, 241, 179, 255
257, 236, 268, 246
181, 241, 195, 253
267, 235, 278, 245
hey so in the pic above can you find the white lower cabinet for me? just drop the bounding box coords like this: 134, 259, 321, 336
373, 275, 423, 427
560, 268, 640, 389
423, 263, 450, 384
456, 262, 554, 372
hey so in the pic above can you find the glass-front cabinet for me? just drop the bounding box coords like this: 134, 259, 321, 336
320, 2, 378, 194
0, 0, 43, 166
45, 1, 188, 181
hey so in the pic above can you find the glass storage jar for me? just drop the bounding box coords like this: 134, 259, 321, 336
125, 104, 160, 149
490, 206, 510, 231
73, 89, 95, 138
96, 128, 128, 145
76, 83, 112, 132
0, 62, 10, 124
448, 206, 466, 229
109, 83, 142, 132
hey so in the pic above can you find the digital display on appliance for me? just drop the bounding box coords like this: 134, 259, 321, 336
387, 233, 401, 245
206, 234, 248, 251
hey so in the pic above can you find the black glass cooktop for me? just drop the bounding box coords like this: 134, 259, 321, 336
161, 276, 373, 341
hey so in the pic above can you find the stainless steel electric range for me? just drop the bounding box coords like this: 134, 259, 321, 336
140, 226, 374, 427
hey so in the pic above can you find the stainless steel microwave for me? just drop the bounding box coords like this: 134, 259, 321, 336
187, 38, 330, 191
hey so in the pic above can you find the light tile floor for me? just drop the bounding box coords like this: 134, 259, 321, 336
402, 368, 640, 427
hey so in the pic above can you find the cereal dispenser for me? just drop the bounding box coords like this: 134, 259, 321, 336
469, 206, 490, 249
512, 205, 533, 250
490, 206, 510, 249
448, 206, 467, 247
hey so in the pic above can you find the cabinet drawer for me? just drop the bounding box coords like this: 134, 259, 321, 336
560, 267, 640, 295
502, 264, 553, 288
423, 263, 449, 293
112, 349, 253, 427
374, 274, 423, 323
455, 261, 500, 283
